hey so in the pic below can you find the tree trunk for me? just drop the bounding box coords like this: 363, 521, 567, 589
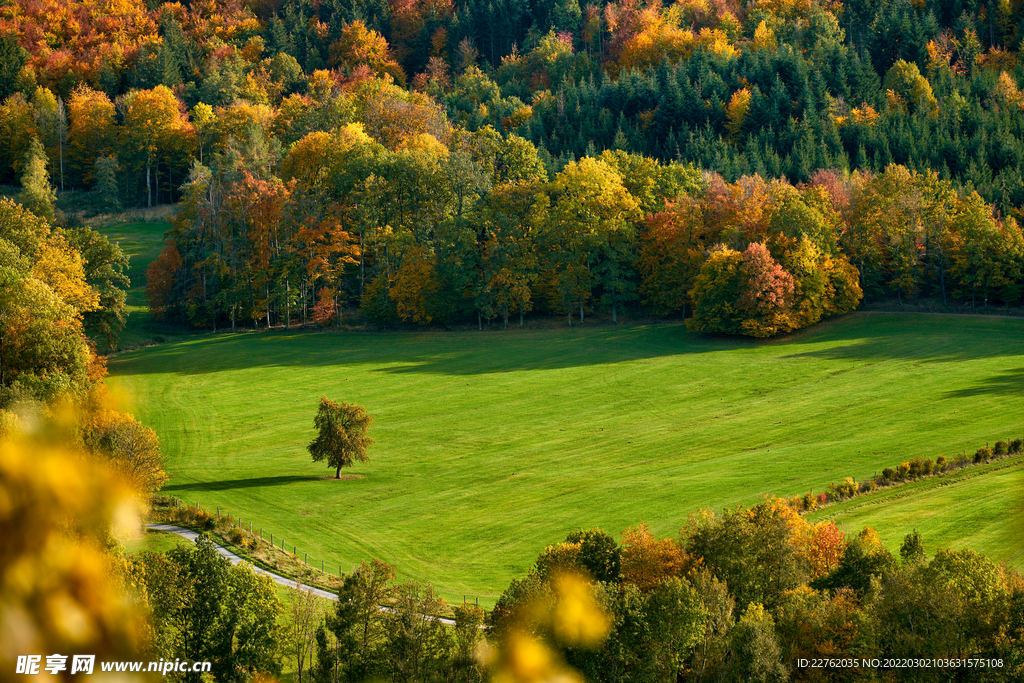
939, 249, 947, 306
146, 159, 152, 208
335, 466, 341, 479
286, 279, 291, 330
57, 97, 65, 191
478, 312, 482, 331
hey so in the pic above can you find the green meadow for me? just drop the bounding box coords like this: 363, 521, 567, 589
107, 312, 1024, 604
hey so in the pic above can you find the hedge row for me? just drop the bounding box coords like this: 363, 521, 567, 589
789, 437, 1023, 512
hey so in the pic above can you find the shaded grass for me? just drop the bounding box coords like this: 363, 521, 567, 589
107, 313, 1024, 605
807, 454, 1024, 567
124, 528, 193, 556
96, 220, 189, 351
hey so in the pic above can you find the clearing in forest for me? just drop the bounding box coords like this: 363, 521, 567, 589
107, 313, 1024, 604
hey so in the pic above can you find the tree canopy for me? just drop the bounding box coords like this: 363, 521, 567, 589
308, 396, 374, 478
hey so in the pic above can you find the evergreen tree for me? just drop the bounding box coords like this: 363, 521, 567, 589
91, 155, 122, 214
18, 137, 55, 221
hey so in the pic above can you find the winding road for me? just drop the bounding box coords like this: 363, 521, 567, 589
145, 524, 459, 625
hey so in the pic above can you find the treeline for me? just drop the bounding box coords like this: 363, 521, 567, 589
149, 115, 1023, 336
4, 1, 1024, 335
0, 198, 165, 492
6, 0, 1024, 211
492, 503, 1024, 682
136, 500, 1024, 682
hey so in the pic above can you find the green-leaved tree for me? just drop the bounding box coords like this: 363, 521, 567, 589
308, 397, 374, 478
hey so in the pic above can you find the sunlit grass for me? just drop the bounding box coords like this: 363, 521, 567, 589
108, 313, 1024, 604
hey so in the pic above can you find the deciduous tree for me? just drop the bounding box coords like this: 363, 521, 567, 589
308, 397, 374, 478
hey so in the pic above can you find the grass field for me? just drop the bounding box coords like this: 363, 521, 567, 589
98, 221, 188, 351
808, 453, 1024, 567
106, 311, 1024, 605
125, 528, 193, 555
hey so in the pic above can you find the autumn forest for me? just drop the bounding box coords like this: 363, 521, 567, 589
2, 0, 1024, 680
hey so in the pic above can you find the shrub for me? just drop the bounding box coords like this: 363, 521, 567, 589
882, 467, 895, 482
955, 454, 970, 468
228, 527, 245, 546
993, 440, 1008, 456
922, 458, 934, 475
936, 455, 946, 471
858, 479, 877, 494
1010, 438, 1023, 454
826, 479, 858, 501
817, 493, 828, 506
803, 492, 817, 511
907, 457, 923, 479
974, 447, 991, 463
896, 462, 910, 480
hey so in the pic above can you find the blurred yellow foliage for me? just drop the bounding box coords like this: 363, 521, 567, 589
0, 423, 148, 675
490, 572, 610, 683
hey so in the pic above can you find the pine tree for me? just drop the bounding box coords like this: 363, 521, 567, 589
91, 155, 122, 214
18, 137, 56, 221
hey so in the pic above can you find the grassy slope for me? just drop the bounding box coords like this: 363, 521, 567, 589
808, 454, 1024, 566
98, 221, 188, 350
107, 312, 1024, 604
125, 528, 193, 555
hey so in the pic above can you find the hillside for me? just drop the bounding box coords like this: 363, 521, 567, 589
108, 312, 1024, 603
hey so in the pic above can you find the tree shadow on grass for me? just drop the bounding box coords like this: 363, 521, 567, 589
163, 475, 322, 492
942, 368, 1024, 398
110, 323, 732, 376
110, 312, 1024, 377
779, 313, 1024, 365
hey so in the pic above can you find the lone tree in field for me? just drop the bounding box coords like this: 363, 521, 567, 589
308, 397, 374, 478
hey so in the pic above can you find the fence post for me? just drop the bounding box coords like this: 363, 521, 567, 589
260, 528, 263, 540
217, 507, 220, 518
304, 553, 307, 565
271, 533, 273, 545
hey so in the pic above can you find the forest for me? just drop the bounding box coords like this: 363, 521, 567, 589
3, 0, 1024, 335
2, 0, 1024, 680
